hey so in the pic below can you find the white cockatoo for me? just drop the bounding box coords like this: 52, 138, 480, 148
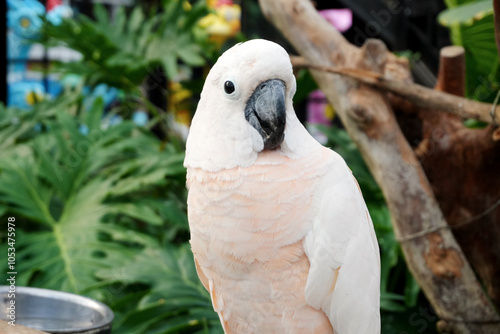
184, 39, 380, 333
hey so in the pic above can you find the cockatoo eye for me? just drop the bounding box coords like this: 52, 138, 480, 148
224, 81, 235, 94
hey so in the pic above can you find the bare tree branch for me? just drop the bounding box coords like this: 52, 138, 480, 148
290, 56, 500, 125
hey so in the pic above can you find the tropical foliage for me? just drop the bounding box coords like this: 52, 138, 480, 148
438, 0, 499, 102
40, 1, 213, 91
0, 90, 222, 333
1, 1, 223, 333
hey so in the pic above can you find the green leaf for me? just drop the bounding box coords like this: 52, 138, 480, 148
295, 69, 319, 104
35, 139, 73, 200
97, 244, 221, 333
137, 16, 159, 51
100, 223, 158, 247
177, 44, 206, 66
108, 202, 163, 226
110, 168, 168, 196
438, 0, 492, 27
113, 6, 127, 36
11, 176, 134, 294
83, 97, 105, 132
93, 3, 110, 26
0, 94, 189, 299
183, 1, 210, 30
128, 6, 145, 35
162, 52, 179, 79
161, 199, 189, 229
438, 0, 500, 101
443, 0, 490, 11
380, 292, 406, 312
463, 118, 489, 128
404, 274, 420, 307
0, 157, 55, 227
0, 205, 7, 217
162, 0, 184, 24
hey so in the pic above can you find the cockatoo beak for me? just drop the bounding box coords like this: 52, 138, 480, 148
244, 79, 286, 150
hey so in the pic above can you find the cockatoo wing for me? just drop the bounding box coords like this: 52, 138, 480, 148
303, 151, 381, 334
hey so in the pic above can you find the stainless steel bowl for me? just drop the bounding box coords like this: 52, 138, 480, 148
0, 286, 113, 334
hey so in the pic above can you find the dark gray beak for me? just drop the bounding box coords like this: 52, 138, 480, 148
244, 79, 286, 150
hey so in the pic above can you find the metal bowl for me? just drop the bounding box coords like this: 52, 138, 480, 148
0, 286, 113, 334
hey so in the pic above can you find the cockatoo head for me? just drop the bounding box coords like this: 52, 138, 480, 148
185, 39, 316, 171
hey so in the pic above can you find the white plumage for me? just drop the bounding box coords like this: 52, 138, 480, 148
185, 39, 380, 333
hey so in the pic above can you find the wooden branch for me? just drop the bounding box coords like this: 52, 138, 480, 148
418, 45, 500, 312
413, 46, 465, 158
435, 46, 465, 97
290, 56, 500, 125
259, 0, 500, 333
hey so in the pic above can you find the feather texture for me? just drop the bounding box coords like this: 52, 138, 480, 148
185, 39, 380, 333
188, 148, 334, 333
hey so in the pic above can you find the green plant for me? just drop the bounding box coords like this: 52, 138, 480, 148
41, 1, 212, 92
0, 2, 227, 332
39, 0, 217, 138
0, 94, 222, 333
97, 244, 221, 333
438, 0, 499, 103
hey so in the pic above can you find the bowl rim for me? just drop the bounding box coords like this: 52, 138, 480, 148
0, 285, 114, 333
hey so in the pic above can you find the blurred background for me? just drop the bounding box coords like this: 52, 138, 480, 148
1, 0, 498, 333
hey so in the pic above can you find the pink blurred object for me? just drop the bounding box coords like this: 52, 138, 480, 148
319, 9, 353, 32
46, 0, 62, 11
307, 90, 330, 126
306, 89, 330, 144
306, 9, 352, 143
306, 9, 352, 129
216, 0, 234, 6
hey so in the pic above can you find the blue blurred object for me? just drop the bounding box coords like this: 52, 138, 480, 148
46, 4, 73, 25
83, 84, 119, 111
79, 124, 90, 136
93, 84, 119, 107
7, 0, 73, 108
46, 75, 64, 97
103, 114, 123, 129
132, 111, 149, 126
6, 1, 142, 131
8, 81, 45, 109
7, 0, 73, 59
7, 0, 45, 44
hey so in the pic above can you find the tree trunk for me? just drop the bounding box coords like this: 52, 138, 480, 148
258, 0, 500, 332
415, 46, 500, 312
